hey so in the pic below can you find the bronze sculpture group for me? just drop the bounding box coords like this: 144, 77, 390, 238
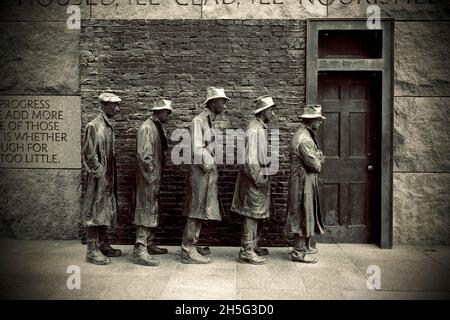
82, 87, 326, 266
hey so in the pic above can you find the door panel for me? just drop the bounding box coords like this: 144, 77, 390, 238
317, 72, 377, 243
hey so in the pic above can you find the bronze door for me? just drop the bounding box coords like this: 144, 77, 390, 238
317, 71, 379, 243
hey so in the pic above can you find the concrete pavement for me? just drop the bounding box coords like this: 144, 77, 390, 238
0, 240, 449, 300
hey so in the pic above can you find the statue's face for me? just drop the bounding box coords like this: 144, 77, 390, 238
263, 108, 275, 122
101, 102, 120, 118
209, 98, 227, 115
155, 109, 171, 123
310, 118, 323, 130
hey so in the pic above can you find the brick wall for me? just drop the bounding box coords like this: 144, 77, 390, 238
80, 19, 306, 246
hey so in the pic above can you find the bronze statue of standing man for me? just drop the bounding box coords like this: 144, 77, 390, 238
232, 96, 276, 265
180, 87, 230, 264
81, 92, 122, 265
132, 98, 173, 266
285, 104, 326, 264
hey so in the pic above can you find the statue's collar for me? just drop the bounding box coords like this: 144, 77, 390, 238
205, 107, 216, 122
99, 110, 113, 127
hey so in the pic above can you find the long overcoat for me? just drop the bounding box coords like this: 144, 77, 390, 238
285, 123, 325, 237
231, 118, 271, 219
81, 111, 117, 227
183, 108, 222, 221
133, 115, 168, 227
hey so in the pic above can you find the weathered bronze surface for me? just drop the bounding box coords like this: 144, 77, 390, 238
132, 98, 173, 266
181, 87, 229, 264
232, 96, 276, 265
286, 105, 326, 263
81, 93, 122, 265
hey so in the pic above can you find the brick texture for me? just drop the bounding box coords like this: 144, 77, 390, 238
80, 20, 306, 246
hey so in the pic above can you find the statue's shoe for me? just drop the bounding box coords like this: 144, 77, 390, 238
147, 245, 168, 255
238, 250, 267, 265
99, 243, 122, 257
254, 247, 269, 256
132, 248, 160, 267
181, 249, 211, 264
291, 252, 318, 264
196, 246, 211, 256
307, 247, 318, 254
86, 251, 111, 265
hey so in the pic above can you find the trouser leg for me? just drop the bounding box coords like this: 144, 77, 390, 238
241, 217, 258, 254
182, 217, 202, 253
291, 234, 318, 264
253, 219, 258, 249
181, 218, 210, 264
97, 225, 122, 257
293, 234, 309, 253
85, 226, 110, 265
136, 225, 150, 246
239, 217, 267, 265
146, 228, 168, 254
307, 236, 318, 253
97, 226, 107, 244
253, 221, 269, 256
86, 226, 98, 242
133, 225, 159, 266
147, 228, 156, 247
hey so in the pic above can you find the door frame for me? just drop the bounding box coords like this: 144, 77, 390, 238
306, 18, 394, 248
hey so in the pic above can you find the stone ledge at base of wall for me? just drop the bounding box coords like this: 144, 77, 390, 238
393, 173, 450, 245
0, 169, 81, 240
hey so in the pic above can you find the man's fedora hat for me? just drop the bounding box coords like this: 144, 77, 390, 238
99, 92, 122, 103
151, 98, 174, 112
203, 86, 230, 105
254, 95, 276, 114
300, 104, 326, 119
